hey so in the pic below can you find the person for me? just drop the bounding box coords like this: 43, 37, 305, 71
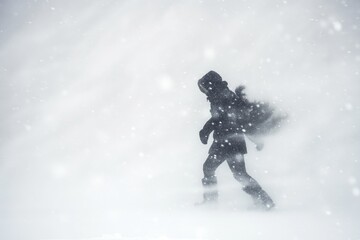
197, 70, 275, 210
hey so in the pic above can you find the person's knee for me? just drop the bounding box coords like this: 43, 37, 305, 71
203, 156, 218, 176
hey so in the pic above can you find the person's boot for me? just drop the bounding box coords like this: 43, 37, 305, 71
196, 176, 218, 205
244, 186, 275, 210
253, 189, 275, 210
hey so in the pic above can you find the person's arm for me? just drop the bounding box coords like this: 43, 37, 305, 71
199, 117, 218, 144
246, 135, 264, 151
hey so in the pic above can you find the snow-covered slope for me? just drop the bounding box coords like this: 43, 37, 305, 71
0, 0, 359, 239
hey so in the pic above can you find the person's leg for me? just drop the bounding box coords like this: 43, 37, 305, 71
227, 153, 275, 209
202, 154, 225, 202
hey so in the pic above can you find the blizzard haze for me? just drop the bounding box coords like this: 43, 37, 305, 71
0, 0, 360, 239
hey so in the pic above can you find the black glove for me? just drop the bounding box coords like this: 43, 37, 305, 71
199, 129, 209, 144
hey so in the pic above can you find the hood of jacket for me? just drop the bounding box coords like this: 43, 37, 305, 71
198, 71, 228, 97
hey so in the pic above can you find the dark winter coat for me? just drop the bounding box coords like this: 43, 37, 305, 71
198, 71, 287, 155
198, 71, 248, 155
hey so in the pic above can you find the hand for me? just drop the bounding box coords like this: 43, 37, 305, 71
199, 129, 209, 144
256, 142, 264, 151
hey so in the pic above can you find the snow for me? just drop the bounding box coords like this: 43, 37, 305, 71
0, 0, 360, 239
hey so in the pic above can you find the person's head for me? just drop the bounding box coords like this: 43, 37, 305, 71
198, 71, 227, 97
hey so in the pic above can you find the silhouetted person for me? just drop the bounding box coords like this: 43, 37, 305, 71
197, 71, 275, 210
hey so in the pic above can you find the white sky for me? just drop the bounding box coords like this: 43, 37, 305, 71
0, 0, 359, 239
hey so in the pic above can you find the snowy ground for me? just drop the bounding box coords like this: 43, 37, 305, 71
0, 0, 360, 239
